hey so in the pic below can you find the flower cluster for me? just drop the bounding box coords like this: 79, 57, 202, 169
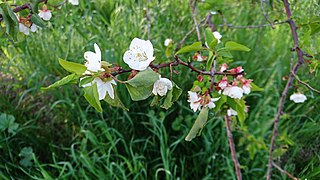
217, 64, 252, 99
188, 91, 220, 112
18, 18, 39, 35
81, 43, 116, 100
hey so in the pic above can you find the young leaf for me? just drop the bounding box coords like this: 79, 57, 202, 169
250, 82, 264, 92
125, 84, 153, 101
42, 74, 79, 90
79, 76, 94, 87
59, 58, 87, 75
185, 107, 209, 141
30, 14, 46, 28
175, 42, 203, 55
83, 83, 102, 112
205, 28, 216, 49
126, 69, 159, 87
104, 86, 128, 111
214, 94, 227, 112
171, 83, 182, 102
206, 51, 214, 71
225, 41, 250, 52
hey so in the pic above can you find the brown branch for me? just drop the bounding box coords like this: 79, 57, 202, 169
225, 115, 242, 180
266, 0, 305, 179
292, 73, 320, 94
272, 161, 300, 180
111, 56, 245, 77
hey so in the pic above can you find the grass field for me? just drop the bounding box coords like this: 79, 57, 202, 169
1, 0, 319, 179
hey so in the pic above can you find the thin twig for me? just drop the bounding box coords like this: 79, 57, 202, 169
266, 0, 305, 179
189, 0, 201, 42
260, 0, 275, 28
272, 161, 299, 180
174, 17, 206, 53
292, 73, 320, 94
225, 115, 242, 180
217, 21, 287, 29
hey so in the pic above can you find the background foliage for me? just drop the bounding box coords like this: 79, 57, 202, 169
0, 0, 319, 179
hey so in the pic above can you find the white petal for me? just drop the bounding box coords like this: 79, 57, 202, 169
211, 97, 221, 102
227, 108, 238, 116
143, 40, 154, 61
290, 93, 307, 103
190, 102, 201, 112
38, 11, 45, 18
43, 11, 52, 21
243, 85, 251, 94
30, 24, 37, 32
105, 82, 115, 99
94, 43, 101, 62
207, 102, 216, 109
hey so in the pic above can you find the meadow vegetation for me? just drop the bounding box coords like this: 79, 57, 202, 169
0, 0, 319, 179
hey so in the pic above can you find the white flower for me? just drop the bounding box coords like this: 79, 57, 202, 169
206, 97, 220, 109
242, 85, 251, 94
227, 108, 238, 116
164, 38, 173, 46
38, 6, 52, 21
188, 91, 201, 112
152, 77, 173, 96
82, 77, 116, 100
223, 86, 244, 99
290, 93, 307, 103
68, 0, 79, 5
84, 43, 103, 72
123, 38, 155, 71
19, 23, 30, 35
30, 24, 38, 32
213, 31, 222, 43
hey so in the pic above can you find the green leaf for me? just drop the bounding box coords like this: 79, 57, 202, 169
104, 86, 128, 111
6, 4, 18, 24
171, 83, 182, 102
218, 50, 233, 58
58, 58, 87, 75
272, 146, 288, 159
214, 94, 227, 112
205, 28, 217, 49
161, 89, 173, 109
125, 84, 153, 101
0, 5, 11, 34
126, 69, 159, 87
225, 41, 250, 52
226, 98, 246, 125
150, 95, 161, 107
250, 82, 264, 92
185, 107, 209, 141
175, 42, 203, 55
30, 14, 46, 28
19, 147, 33, 167
42, 74, 79, 90
83, 83, 102, 112
79, 76, 94, 87
0, 113, 19, 135
206, 51, 215, 71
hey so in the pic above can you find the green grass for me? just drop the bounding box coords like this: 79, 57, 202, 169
0, 0, 319, 179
